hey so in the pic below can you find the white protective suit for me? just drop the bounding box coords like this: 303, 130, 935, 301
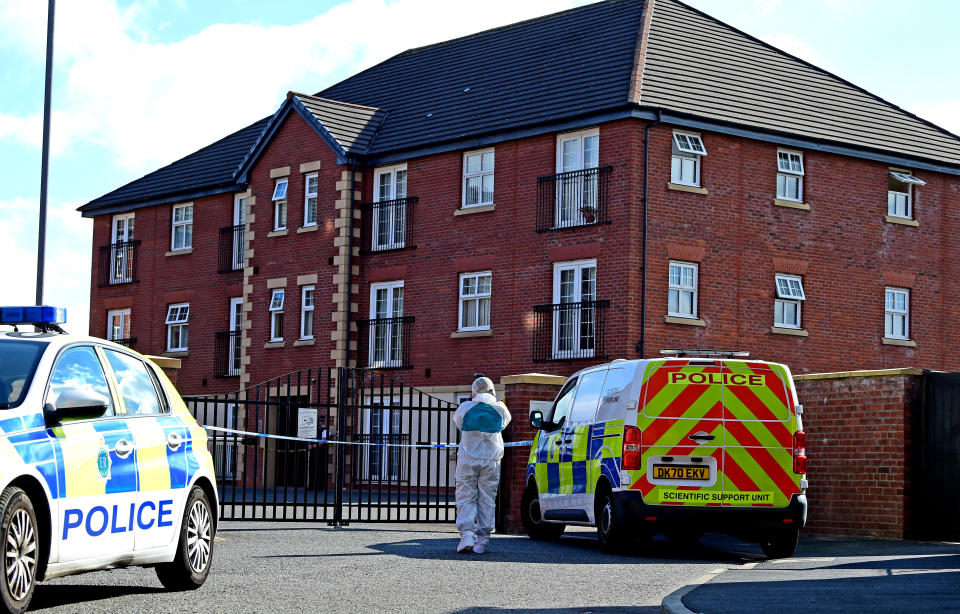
453, 380, 511, 548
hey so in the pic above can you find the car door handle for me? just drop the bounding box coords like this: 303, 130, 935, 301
114, 438, 134, 458
167, 432, 183, 451
688, 432, 715, 442
562, 439, 573, 445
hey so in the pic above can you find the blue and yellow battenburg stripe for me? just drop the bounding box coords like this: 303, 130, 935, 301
527, 419, 624, 495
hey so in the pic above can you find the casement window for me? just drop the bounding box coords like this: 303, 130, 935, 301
887, 170, 925, 219
458, 272, 491, 331
369, 281, 404, 367
556, 129, 600, 227
553, 260, 597, 358
671, 131, 706, 187
372, 164, 408, 251
227, 297, 243, 376
269, 289, 285, 342
776, 150, 804, 201
165, 303, 189, 352
668, 261, 698, 318
462, 149, 494, 207
885, 287, 910, 340
171, 204, 193, 250
272, 178, 288, 230
109, 213, 135, 284
301, 285, 315, 340
774, 274, 805, 329
106, 308, 131, 343
304, 173, 318, 226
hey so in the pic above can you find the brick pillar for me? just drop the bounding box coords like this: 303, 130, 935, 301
498, 374, 566, 534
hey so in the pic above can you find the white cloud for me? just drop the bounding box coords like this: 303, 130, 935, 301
910, 100, 960, 137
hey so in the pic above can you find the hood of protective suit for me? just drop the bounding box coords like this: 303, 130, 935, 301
454, 393, 512, 461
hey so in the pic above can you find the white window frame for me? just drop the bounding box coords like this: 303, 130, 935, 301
171, 203, 193, 250
228, 297, 243, 376
269, 289, 285, 342
555, 129, 600, 228
887, 169, 925, 219
458, 271, 492, 331
884, 287, 910, 340
301, 285, 315, 340
106, 308, 131, 342
304, 173, 318, 227
273, 179, 288, 231
368, 280, 404, 368
776, 150, 804, 202
110, 213, 135, 284
165, 303, 189, 352
272, 178, 288, 201
462, 149, 495, 208
774, 274, 805, 329
671, 131, 705, 187
552, 259, 598, 359
372, 163, 408, 251
668, 261, 698, 319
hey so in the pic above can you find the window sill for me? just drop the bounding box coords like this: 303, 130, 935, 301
665, 315, 705, 327
770, 326, 808, 337
162, 351, 189, 357
297, 225, 319, 233
450, 329, 493, 338
454, 204, 496, 216
882, 337, 916, 347
885, 215, 919, 227
667, 183, 708, 195
267, 229, 289, 237
264, 341, 286, 348
293, 338, 315, 347
773, 199, 811, 210
165, 248, 193, 257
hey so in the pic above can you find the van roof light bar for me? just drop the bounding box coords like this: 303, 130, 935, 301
660, 349, 750, 358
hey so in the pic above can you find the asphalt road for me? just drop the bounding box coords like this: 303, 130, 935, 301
31, 522, 761, 614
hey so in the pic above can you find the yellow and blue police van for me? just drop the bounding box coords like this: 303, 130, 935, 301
523, 351, 808, 558
0, 306, 218, 614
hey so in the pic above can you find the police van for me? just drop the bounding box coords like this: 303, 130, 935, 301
522, 350, 807, 558
0, 306, 218, 613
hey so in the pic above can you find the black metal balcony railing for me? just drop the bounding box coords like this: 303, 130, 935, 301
218, 225, 245, 273
532, 300, 610, 362
98, 240, 140, 286
353, 433, 411, 482
355, 316, 414, 369
214, 330, 242, 377
536, 166, 613, 232
360, 197, 417, 253
111, 337, 137, 348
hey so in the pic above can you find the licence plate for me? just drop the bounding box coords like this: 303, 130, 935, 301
653, 464, 710, 481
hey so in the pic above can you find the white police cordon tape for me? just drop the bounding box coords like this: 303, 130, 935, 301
202, 425, 533, 449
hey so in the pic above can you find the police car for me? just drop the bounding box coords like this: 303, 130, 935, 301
0, 306, 218, 613
522, 352, 807, 558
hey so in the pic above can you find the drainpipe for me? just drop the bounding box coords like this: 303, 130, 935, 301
640, 110, 662, 358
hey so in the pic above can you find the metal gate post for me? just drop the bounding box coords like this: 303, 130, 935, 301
331, 366, 350, 526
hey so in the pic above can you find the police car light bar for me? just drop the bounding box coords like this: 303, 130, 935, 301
660, 349, 750, 358
1, 305, 67, 326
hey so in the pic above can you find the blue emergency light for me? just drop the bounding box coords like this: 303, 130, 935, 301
0, 305, 67, 325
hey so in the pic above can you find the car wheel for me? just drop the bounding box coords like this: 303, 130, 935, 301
156, 486, 214, 590
521, 484, 564, 540
1, 487, 38, 614
595, 489, 626, 553
760, 528, 799, 559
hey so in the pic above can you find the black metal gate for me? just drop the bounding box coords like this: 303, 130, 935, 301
911, 372, 960, 541
185, 367, 458, 523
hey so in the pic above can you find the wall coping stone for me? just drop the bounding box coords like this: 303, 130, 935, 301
500, 373, 566, 386
794, 367, 923, 382
146, 355, 181, 370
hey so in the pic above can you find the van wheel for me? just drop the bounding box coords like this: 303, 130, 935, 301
156, 487, 214, 590
595, 490, 626, 553
521, 484, 564, 540
760, 528, 799, 559
1, 487, 38, 614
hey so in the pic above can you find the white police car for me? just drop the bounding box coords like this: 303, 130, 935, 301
0, 306, 218, 613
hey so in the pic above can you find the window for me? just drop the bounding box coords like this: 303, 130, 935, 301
369, 281, 404, 368
776, 150, 804, 201
888, 170, 925, 219
103, 349, 165, 416
556, 129, 599, 227
47, 346, 115, 417
569, 369, 607, 424
458, 272, 491, 331
671, 131, 706, 186
549, 377, 578, 427
171, 203, 193, 250
165, 303, 189, 351
553, 260, 597, 358
273, 178, 288, 230
228, 297, 242, 376
774, 275, 805, 329
885, 287, 910, 340
372, 164, 408, 250
462, 149, 494, 207
668, 261, 698, 318
269, 290, 285, 342
107, 309, 131, 343
301, 286, 315, 340
304, 173, 318, 226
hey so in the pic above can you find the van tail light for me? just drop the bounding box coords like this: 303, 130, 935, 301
623, 426, 642, 471
792, 430, 807, 474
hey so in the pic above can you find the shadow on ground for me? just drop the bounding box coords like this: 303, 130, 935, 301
31, 584, 164, 610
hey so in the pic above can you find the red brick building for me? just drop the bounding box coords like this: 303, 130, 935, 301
80, 0, 960, 397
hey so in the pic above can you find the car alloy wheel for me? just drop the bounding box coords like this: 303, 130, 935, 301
186, 499, 212, 574
4, 508, 36, 602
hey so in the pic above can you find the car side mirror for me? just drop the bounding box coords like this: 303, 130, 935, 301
529, 410, 543, 430
44, 388, 109, 426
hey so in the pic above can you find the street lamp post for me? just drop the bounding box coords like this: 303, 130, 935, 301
36, 0, 55, 306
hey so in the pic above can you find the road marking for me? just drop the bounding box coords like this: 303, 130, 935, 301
769, 556, 835, 564
741, 562, 758, 569
662, 567, 729, 613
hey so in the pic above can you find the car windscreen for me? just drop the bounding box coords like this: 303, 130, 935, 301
0, 339, 48, 409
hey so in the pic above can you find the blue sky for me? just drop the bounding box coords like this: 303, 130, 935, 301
1, 0, 958, 336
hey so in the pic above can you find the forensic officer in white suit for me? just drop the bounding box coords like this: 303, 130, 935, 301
453, 376, 511, 554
